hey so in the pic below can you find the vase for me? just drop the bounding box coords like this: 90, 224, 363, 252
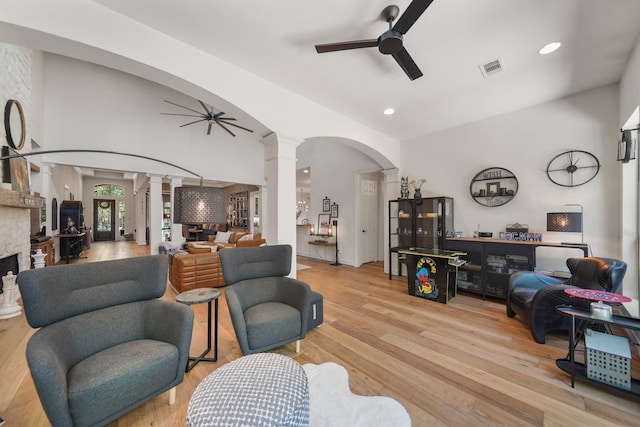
413, 188, 422, 199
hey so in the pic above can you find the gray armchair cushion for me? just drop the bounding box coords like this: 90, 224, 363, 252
68, 339, 178, 427
245, 302, 302, 349
18, 255, 194, 427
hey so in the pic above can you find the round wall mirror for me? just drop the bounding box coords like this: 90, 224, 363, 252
4, 99, 26, 150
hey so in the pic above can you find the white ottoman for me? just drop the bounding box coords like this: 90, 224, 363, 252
187, 353, 309, 427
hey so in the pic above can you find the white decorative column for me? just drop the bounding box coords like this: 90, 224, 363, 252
262, 132, 302, 276
0, 272, 22, 319
148, 174, 163, 255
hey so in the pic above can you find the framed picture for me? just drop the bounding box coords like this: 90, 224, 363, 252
330, 203, 339, 218
318, 213, 331, 236
486, 181, 500, 196
322, 197, 330, 212
1, 146, 30, 194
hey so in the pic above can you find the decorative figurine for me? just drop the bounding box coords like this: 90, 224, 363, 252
400, 177, 410, 199
32, 248, 46, 268
0, 271, 22, 319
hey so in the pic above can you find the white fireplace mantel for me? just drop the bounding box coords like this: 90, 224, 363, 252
0, 189, 45, 209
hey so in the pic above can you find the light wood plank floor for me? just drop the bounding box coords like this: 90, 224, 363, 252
1, 242, 639, 426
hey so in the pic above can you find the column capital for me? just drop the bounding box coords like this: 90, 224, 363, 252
383, 168, 399, 177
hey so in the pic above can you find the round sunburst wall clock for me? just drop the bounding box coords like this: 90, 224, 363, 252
546, 150, 600, 187
4, 99, 26, 150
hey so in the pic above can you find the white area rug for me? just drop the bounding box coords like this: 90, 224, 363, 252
303, 362, 411, 427
297, 263, 311, 271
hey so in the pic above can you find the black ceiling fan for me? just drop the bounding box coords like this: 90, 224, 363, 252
161, 100, 254, 137
315, 1, 433, 81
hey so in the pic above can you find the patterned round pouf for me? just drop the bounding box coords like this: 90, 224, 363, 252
187, 353, 309, 427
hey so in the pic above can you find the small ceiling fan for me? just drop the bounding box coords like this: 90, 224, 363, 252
315, 1, 433, 81
161, 99, 254, 137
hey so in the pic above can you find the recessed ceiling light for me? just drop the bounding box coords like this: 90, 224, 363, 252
539, 42, 561, 55
384, 108, 395, 115
303, 169, 309, 173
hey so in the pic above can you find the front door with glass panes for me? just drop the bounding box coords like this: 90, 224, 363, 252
94, 199, 116, 241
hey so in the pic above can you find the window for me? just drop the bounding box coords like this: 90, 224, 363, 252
94, 184, 125, 196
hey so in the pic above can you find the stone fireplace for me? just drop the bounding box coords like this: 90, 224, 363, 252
0, 190, 45, 280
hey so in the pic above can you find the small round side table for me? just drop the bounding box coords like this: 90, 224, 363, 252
176, 288, 221, 372
564, 288, 632, 304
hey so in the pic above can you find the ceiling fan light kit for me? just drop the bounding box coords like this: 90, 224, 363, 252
314, 1, 434, 81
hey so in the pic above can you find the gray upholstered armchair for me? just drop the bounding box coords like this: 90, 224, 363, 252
18, 255, 194, 427
219, 244, 311, 355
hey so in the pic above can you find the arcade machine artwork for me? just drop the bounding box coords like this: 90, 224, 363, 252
414, 256, 439, 301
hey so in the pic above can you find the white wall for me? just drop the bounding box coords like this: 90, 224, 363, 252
619, 36, 640, 302
41, 54, 265, 185
401, 84, 626, 287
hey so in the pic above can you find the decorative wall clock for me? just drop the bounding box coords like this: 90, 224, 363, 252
4, 99, 26, 150
545, 150, 600, 187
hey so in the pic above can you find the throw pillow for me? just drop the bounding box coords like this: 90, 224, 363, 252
214, 231, 232, 244
238, 233, 254, 241
229, 232, 248, 243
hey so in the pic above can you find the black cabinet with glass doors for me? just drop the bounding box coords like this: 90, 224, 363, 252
388, 197, 454, 279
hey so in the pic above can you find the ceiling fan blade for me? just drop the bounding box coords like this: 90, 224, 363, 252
216, 121, 236, 137
179, 118, 207, 127
164, 100, 204, 115
392, 47, 423, 80
161, 113, 205, 118
207, 123, 212, 135
393, 0, 433, 34
197, 100, 212, 114
218, 116, 237, 121
220, 120, 254, 133
315, 39, 378, 53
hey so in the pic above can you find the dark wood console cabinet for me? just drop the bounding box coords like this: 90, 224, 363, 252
445, 238, 588, 299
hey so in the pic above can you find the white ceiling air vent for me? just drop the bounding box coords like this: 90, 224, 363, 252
479, 58, 505, 78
